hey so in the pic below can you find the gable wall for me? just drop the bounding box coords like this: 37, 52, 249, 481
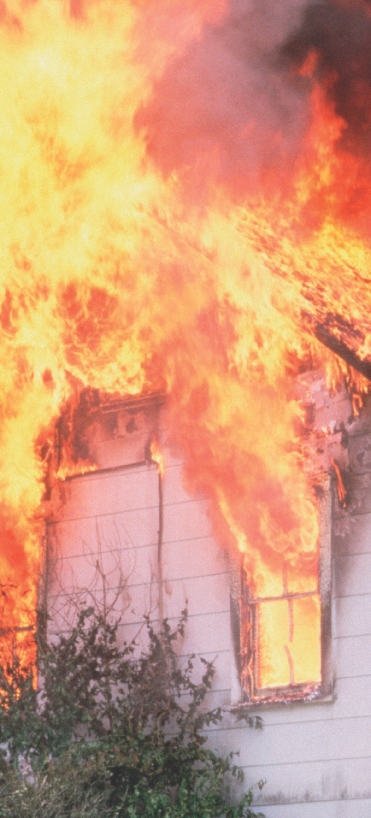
46, 385, 371, 818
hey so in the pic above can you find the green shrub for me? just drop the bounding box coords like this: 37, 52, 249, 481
0, 757, 115, 818
0, 608, 264, 817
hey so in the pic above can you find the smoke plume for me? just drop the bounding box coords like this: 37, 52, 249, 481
282, 1, 371, 153
135, 0, 312, 200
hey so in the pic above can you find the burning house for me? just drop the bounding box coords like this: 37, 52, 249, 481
1, 0, 371, 815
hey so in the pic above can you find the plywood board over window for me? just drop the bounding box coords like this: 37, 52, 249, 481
230, 473, 333, 707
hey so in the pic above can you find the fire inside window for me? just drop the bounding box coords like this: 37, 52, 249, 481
0, 625, 37, 674
231, 474, 332, 705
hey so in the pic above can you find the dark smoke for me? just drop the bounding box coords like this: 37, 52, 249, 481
135, 0, 371, 219
134, 0, 311, 200
281, 0, 371, 158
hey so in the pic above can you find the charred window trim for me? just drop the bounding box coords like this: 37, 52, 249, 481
230, 473, 333, 708
53, 391, 166, 481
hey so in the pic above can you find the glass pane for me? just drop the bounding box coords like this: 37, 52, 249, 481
258, 600, 291, 688
250, 546, 319, 600
258, 594, 321, 689
291, 595, 321, 684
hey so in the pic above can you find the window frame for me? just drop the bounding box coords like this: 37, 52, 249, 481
230, 473, 333, 707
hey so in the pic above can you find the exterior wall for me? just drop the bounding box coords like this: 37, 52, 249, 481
46, 385, 371, 817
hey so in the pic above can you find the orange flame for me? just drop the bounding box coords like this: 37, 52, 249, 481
331, 458, 348, 509
150, 437, 165, 480
0, 0, 369, 679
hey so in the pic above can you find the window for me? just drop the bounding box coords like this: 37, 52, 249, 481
0, 623, 37, 675
230, 474, 333, 706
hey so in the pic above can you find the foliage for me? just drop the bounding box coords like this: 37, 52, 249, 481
0, 608, 264, 817
0, 756, 115, 818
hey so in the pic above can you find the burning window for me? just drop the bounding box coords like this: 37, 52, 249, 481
230, 474, 332, 706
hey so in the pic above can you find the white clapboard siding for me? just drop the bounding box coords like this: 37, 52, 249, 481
162, 536, 228, 580
208, 715, 371, 768
254, 799, 371, 818
335, 552, 371, 597
47, 402, 371, 817
56, 465, 160, 521
335, 593, 371, 637
162, 496, 213, 542
243, 755, 371, 802
336, 633, 371, 678
334, 509, 371, 555
233, 755, 371, 817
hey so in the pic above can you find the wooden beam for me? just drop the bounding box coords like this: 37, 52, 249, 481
303, 312, 371, 381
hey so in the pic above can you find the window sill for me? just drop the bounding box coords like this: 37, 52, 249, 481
229, 688, 335, 713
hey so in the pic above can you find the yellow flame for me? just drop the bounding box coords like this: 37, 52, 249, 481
0, 0, 368, 672
150, 438, 165, 480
